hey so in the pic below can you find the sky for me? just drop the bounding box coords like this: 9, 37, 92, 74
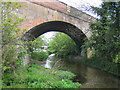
43, 0, 102, 40
59, 0, 102, 7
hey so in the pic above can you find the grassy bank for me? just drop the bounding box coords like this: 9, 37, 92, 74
64, 55, 120, 77
79, 58, 119, 77
3, 63, 81, 88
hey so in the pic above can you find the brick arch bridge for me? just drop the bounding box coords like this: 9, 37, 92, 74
18, 0, 96, 64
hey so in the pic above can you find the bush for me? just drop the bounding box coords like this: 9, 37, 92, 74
31, 51, 48, 61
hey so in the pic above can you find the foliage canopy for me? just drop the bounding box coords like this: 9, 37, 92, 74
48, 32, 80, 57
83, 2, 120, 63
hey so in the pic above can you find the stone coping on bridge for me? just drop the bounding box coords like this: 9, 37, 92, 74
15, 0, 96, 23
26, 0, 96, 23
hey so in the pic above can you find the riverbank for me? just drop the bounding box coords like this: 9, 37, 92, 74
50, 55, 119, 88
63, 55, 120, 77
3, 63, 81, 88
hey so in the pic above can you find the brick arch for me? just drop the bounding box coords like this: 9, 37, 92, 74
22, 21, 87, 48
19, 17, 90, 38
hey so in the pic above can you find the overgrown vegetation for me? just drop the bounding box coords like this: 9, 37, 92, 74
48, 32, 80, 57
82, 2, 120, 76
31, 51, 48, 61
1, 2, 27, 73
3, 63, 81, 88
83, 2, 120, 63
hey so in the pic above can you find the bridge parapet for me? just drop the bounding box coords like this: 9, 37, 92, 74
24, 0, 96, 23
68, 6, 96, 22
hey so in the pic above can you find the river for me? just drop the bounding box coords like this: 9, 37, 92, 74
43, 54, 120, 88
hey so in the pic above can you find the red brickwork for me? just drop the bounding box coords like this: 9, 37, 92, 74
20, 18, 45, 29
26, 0, 67, 13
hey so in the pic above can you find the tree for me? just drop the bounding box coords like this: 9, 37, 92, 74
29, 35, 46, 52
83, 2, 120, 63
48, 32, 80, 57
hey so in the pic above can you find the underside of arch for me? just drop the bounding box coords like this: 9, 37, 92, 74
22, 21, 86, 48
